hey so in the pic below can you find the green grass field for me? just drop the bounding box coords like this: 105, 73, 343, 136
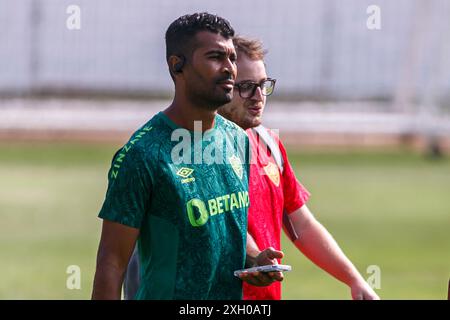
0, 142, 449, 299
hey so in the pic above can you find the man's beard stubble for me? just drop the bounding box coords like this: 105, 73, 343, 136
187, 82, 233, 111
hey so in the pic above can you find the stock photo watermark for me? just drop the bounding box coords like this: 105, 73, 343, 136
170, 122, 251, 166
110, 122, 282, 180
366, 265, 381, 290
66, 265, 81, 290
367, 5, 381, 30
170, 123, 280, 166
66, 5, 81, 30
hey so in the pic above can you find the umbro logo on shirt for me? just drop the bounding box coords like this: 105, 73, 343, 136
176, 167, 195, 184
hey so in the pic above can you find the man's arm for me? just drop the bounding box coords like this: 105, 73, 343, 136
286, 205, 380, 300
92, 220, 139, 300
244, 232, 263, 268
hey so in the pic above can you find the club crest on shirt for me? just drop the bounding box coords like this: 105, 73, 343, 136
263, 162, 280, 187
229, 155, 243, 180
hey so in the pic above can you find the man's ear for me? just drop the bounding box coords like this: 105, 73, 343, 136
168, 55, 186, 76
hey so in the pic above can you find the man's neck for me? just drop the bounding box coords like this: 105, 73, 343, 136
163, 97, 217, 132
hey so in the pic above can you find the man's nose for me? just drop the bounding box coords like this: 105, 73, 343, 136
251, 86, 264, 101
221, 58, 236, 78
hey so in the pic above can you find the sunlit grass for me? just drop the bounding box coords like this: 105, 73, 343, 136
0, 143, 448, 299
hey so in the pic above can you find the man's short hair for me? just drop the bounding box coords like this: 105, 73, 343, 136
165, 12, 235, 61
233, 36, 267, 61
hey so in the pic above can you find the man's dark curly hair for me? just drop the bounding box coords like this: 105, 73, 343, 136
165, 12, 235, 62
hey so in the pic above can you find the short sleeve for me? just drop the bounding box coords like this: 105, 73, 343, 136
278, 140, 311, 214
98, 145, 153, 229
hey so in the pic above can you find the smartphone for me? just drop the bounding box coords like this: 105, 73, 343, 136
234, 264, 292, 277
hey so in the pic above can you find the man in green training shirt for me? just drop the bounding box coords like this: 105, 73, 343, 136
92, 12, 282, 300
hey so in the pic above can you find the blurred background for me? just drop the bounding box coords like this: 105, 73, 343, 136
0, 0, 449, 299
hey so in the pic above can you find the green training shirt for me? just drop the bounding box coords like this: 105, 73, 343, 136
98, 111, 250, 300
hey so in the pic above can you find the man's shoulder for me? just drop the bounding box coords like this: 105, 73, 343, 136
216, 114, 247, 136
119, 113, 168, 160
249, 126, 288, 150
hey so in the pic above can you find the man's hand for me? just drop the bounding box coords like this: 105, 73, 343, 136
350, 279, 380, 300
240, 247, 284, 287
